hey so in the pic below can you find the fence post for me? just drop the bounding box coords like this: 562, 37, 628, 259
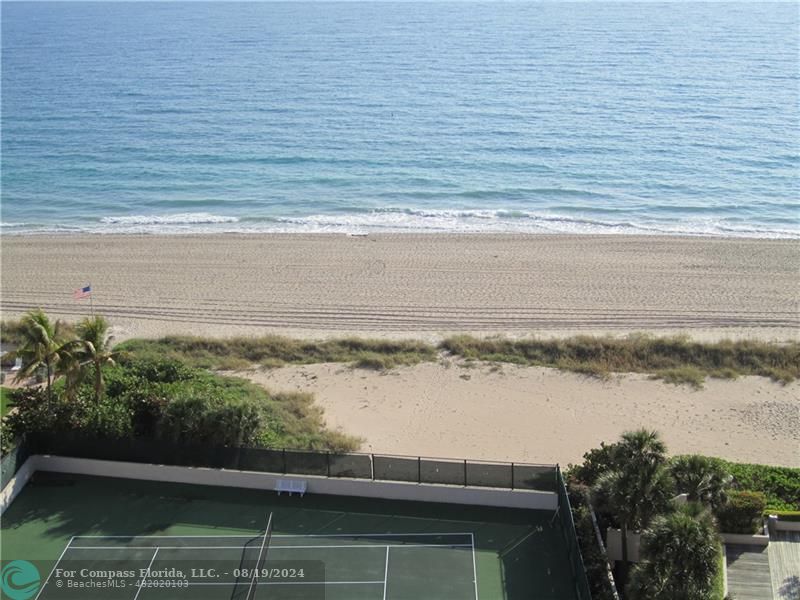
371, 453, 375, 480
511, 462, 515, 490
326, 452, 331, 477
282, 449, 287, 474
417, 457, 421, 484
463, 460, 468, 487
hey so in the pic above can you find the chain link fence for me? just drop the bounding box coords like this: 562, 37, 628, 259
23, 433, 558, 492
557, 466, 593, 600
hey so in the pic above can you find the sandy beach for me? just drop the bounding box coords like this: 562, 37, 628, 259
1, 234, 798, 341
241, 361, 800, 468
2, 233, 798, 466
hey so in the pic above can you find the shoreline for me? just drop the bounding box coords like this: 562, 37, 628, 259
1, 233, 798, 342
2, 230, 799, 241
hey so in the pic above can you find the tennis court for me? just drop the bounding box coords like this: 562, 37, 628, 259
36, 529, 479, 599
2, 473, 581, 600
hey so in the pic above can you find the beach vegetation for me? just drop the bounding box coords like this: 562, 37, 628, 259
571, 435, 799, 596
717, 460, 799, 511
567, 483, 620, 600
651, 366, 706, 389
627, 503, 720, 600
4, 311, 360, 452
4, 355, 359, 452
1, 318, 76, 347
74, 315, 123, 403
714, 490, 767, 534
670, 455, 732, 510
8, 310, 80, 403
0, 387, 12, 418
117, 335, 437, 371
111, 332, 800, 387
441, 334, 800, 385
590, 430, 674, 583
769, 510, 800, 521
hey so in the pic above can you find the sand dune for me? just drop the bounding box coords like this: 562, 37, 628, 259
242, 361, 800, 468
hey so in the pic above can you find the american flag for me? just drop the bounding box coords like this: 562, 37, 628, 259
73, 285, 92, 300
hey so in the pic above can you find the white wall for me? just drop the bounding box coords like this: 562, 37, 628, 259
0, 455, 36, 515
33, 454, 558, 511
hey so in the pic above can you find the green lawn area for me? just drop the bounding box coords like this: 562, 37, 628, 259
0, 386, 12, 418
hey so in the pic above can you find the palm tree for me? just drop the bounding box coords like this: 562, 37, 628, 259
670, 455, 732, 510
627, 504, 720, 600
75, 315, 120, 403
592, 429, 673, 584
12, 309, 69, 402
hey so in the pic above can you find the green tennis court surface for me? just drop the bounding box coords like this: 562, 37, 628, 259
1, 473, 579, 599
37, 533, 478, 599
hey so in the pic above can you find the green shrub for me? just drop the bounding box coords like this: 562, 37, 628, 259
567, 442, 618, 487
767, 510, 800, 521
7, 356, 359, 453
157, 393, 262, 447
719, 460, 800, 511
715, 490, 767, 534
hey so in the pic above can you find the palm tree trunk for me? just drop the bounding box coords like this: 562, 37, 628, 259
45, 359, 52, 403
94, 360, 102, 403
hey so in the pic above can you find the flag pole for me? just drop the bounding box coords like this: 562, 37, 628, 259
89, 283, 94, 317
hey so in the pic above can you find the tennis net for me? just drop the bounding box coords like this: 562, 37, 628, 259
230, 513, 274, 600
245, 512, 274, 600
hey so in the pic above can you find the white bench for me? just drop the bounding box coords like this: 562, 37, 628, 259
275, 478, 307, 497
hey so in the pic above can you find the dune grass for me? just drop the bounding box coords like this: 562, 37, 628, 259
117, 335, 438, 371
76, 328, 800, 387
441, 334, 800, 387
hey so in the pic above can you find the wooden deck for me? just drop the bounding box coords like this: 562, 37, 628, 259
726, 544, 774, 600
769, 530, 800, 600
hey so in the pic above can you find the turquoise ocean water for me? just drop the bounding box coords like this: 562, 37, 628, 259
1, 2, 798, 237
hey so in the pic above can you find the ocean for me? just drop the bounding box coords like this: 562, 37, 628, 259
1, 1, 798, 237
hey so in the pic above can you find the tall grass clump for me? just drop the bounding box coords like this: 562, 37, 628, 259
440, 334, 800, 386
118, 335, 437, 371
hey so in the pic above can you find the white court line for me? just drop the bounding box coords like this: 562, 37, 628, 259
144, 581, 384, 587
34, 536, 75, 600
67, 543, 472, 551
471, 533, 479, 600
73, 532, 474, 539
256, 580, 385, 586
382, 546, 390, 600
132, 547, 159, 600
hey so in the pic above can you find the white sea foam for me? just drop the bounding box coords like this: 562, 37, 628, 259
99, 213, 240, 225
3, 209, 796, 238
